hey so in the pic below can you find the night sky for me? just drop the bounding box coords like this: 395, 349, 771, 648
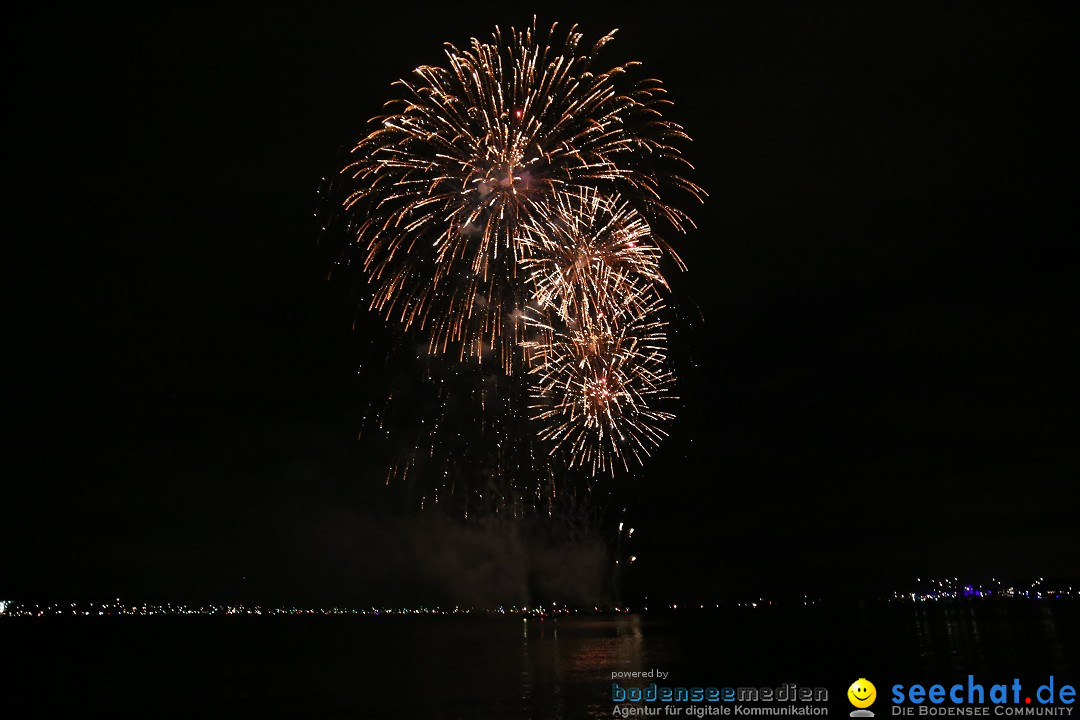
7, 3, 1076, 606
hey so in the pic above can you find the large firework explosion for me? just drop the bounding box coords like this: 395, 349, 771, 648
333, 18, 701, 496
340, 20, 701, 371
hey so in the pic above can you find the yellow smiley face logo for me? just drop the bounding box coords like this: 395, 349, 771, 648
848, 679, 877, 708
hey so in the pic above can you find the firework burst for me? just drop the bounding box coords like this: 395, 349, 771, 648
339, 20, 703, 371
520, 188, 667, 324
523, 282, 676, 475
329, 19, 702, 484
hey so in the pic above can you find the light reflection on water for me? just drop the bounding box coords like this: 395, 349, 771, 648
905, 603, 1074, 681
509, 605, 1077, 720
517, 615, 651, 720
6, 603, 1077, 719
1040, 605, 1066, 668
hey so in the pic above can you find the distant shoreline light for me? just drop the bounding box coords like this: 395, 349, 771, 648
1, 580, 1077, 619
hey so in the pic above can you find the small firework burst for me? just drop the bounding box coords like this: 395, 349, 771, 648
520, 188, 667, 323
523, 282, 676, 475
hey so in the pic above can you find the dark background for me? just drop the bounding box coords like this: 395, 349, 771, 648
7, 3, 1076, 606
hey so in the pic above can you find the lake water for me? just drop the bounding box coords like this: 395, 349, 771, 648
6, 602, 1078, 719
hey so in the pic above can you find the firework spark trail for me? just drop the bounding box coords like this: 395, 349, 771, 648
341, 20, 703, 373
356, 334, 575, 517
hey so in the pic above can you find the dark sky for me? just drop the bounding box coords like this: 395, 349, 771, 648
7, 3, 1077, 606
